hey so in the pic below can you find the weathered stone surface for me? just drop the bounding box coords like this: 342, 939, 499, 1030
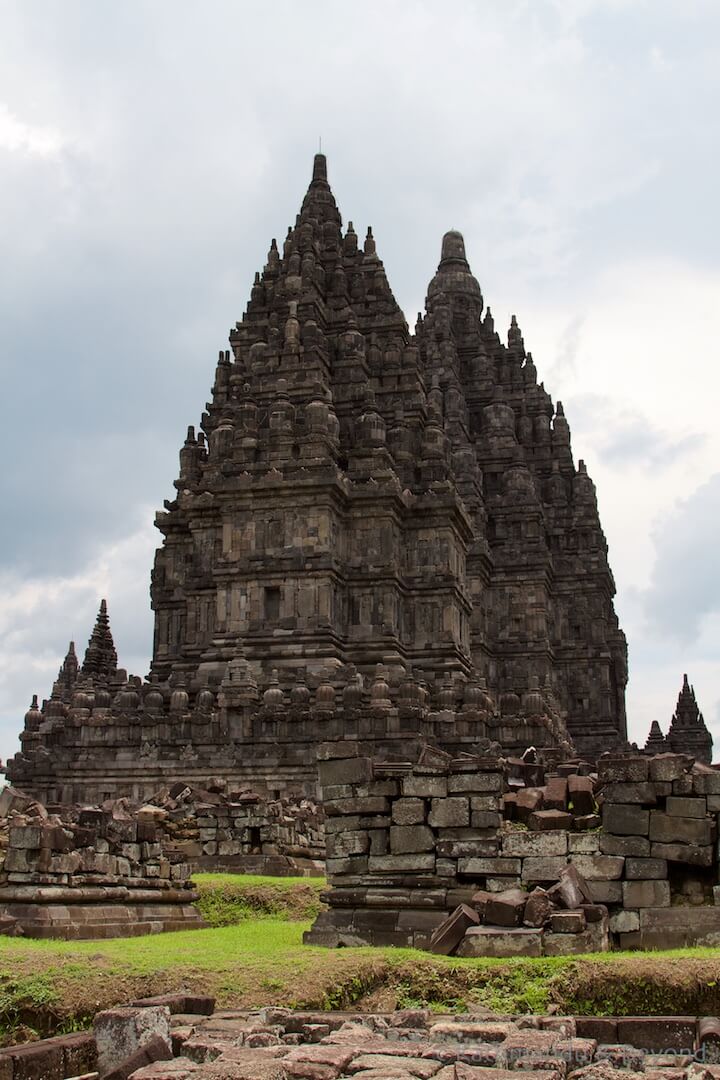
501, 831, 568, 857
599, 834, 650, 857
622, 880, 671, 908
549, 909, 586, 933
665, 795, 706, 818
529, 810, 573, 831
428, 904, 480, 955
484, 888, 527, 927
649, 841, 713, 866
94, 1005, 172, 1076
523, 887, 552, 927
457, 926, 543, 957
650, 754, 692, 783
458, 856, 520, 876
602, 783, 657, 805
624, 857, 667, 880
598, 757, 649, 784
648, 811, 714, 846
389, 826, 435, 854
428, 798, 470, 829
521, 857, 568, 884
601, 804, 649, 837
608, 909, 640, 933
391, 799, 426, 826
569, 855, 624, 881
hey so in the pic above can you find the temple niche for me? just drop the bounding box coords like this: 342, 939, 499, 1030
7, 154, 643, 805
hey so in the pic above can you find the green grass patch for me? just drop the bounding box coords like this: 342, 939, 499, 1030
193, 873, 326, 927
2, 876, 720, 1045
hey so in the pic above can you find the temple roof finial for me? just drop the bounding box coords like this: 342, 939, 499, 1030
312, 152, 327, 184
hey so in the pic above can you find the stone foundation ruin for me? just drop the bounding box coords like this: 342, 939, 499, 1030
0, 787, 205, 939
306, 744, 720, 954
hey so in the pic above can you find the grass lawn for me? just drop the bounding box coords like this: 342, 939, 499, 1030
2, 874, 720, 1045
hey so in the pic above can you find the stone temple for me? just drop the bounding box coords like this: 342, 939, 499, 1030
6, 153, 709, 805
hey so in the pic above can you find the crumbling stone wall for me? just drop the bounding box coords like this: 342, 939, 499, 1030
0, 786, 205, 939
145, 780, 324, 876
306, 744, 720, 952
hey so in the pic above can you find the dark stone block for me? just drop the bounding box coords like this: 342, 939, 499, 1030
484, 888, 527, 927
428, 903, 480, 955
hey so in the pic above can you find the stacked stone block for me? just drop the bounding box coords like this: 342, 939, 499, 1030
306, 744, 720, 952
0, 794, 204, 939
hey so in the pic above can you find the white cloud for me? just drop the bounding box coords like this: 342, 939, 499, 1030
0, 518, 155, 768
0, 103, 65, 157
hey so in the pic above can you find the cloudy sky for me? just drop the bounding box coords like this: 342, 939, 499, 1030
1, 0, 718, 767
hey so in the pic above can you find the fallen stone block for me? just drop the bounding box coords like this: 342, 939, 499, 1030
94, 1005, 172, 1076
101, 1034, 173, 1080
470, 890, 493, 919
547, 864, 593, 908
523, 887, 553, 928
428, 904, 480, 955
543, 921, 609, 954
573, 814, 601, 831
428, 1020, 515, 1043
543, 777, 569, 811
456, 926, 543, 957
615, 1016, 697, 1052
568, 775, 596, 816
549, 909, 586, 934
484, 888, 527, 927
516, 788, 544, 822
529, 810, 573, 831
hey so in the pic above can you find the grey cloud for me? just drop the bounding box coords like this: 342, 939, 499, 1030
1, 0, 720, 760
642, 472, 720, 642
565, 394, 706, 469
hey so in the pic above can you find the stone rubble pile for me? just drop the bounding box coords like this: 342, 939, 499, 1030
4, 998, 720, 1080
0, 788, 204, 939
307, 744, 720, 952
429, 864, 609, 958
143, 780, 324, 875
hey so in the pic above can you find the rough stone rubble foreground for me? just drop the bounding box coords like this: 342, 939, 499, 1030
4, 999, 720, 1080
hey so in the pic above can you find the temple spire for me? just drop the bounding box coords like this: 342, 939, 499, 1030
56, 640, 79, 695
81, 599, 118, 681
667, 672, 712, 764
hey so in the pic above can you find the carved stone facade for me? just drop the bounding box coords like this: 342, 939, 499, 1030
6, 154, 633, 804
